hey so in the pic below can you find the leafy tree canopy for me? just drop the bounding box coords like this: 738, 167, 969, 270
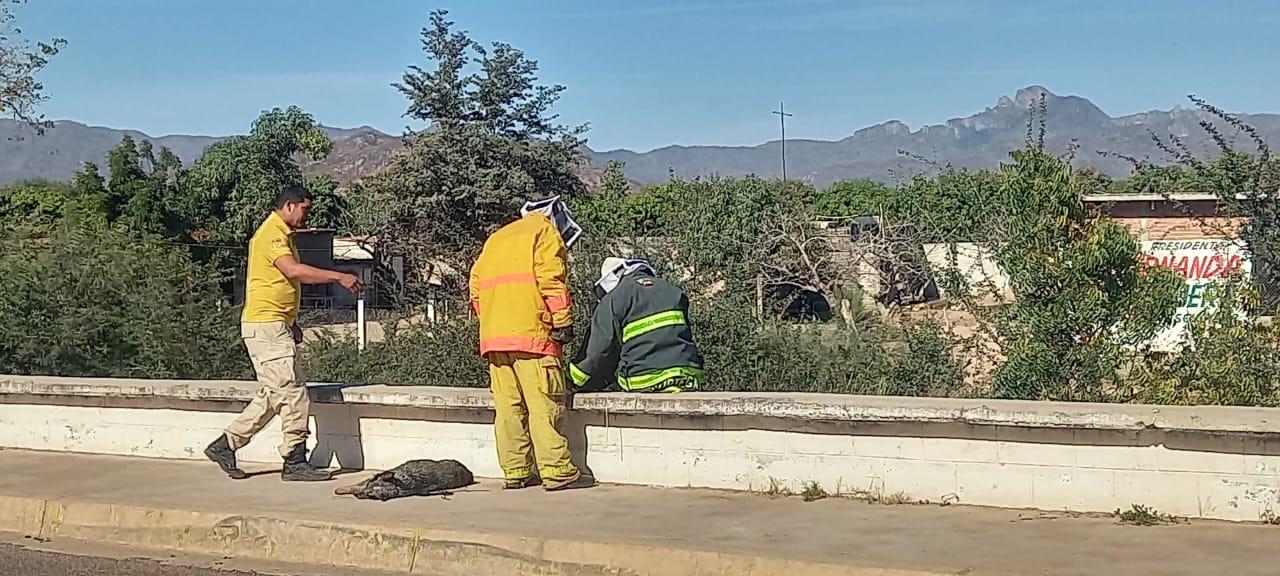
0, 0, 64, 132
351, 9, 586, 303
186, 106, 336, 246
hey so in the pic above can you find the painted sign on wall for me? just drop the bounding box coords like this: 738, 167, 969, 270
1140, 240, 1250, 352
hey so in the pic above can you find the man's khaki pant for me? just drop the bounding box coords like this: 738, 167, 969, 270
488, 352, 579, 482
225, 321, 309, 458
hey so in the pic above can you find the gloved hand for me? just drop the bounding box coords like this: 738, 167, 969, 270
550, 325, 575, 344
564, 379, 578, 409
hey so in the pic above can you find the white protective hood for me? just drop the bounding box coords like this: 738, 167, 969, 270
521, 195, 583, 248
596, 257, 656, 295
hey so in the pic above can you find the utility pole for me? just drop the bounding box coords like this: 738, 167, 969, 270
772, 101, 793, 185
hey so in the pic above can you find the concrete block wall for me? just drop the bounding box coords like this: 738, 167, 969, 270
5, 376, 1280, 522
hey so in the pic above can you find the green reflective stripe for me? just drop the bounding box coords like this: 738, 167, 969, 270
568, 363, 590, 387
622, 310, 686, 343
619, 367, 705, 391
658, 376, 702, 393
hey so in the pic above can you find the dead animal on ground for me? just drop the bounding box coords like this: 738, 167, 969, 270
335, 459, 475, 501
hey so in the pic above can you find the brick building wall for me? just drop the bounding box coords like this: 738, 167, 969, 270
1113, 216, 1244, 241
1085, 195, 1240, 242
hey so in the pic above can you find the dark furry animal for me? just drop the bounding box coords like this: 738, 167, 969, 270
335, 459, 474, 501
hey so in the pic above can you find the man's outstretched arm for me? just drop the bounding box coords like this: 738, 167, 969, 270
273, 254, 363, 294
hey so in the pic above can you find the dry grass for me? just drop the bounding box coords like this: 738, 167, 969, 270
1114, 504, 1183, 526
755, 477, 919, 506
756, 477, 793, 499
800, 481, 829, 502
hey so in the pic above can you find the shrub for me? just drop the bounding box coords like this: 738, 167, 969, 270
0, 221, 249, 379
1125, 283, 1280, 406
302, 317, 487, 387
976, 143, 1183, 401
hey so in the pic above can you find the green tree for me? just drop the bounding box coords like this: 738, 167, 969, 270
1113, 164, 1196, 196
1141, 99, 1280, 311
185, 106, 334, 246
66, 161, 108, 222
105, 135, 148, 222
52, 136, 193, 237
303, 174, 351, 231
814, 172, 1000, 243
982, 145, 1183, 401
0, 179, 70, 231
351, 9, 586, 304
303, 318, 486, 388
0, 0, 64, 132
570, 160, 631, 237
620, 184, 680, 235
1116, 99, 1280, 406
656, 175, 795, 294
1, 149, 188, 235
812, 179, 894, 219
1072, 166, 1115, 196
890, 170, 1000, 243
598, 159, 629, 197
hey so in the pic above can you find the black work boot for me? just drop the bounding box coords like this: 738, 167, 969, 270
204, 435, 247, 480
544, 472, 597, 492
281, 443, 332, 482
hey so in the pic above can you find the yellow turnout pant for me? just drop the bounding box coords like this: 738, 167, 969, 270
487, 352, 578, 482
224, 321, 310, 458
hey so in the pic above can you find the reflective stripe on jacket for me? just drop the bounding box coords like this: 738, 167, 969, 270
469, 213, 573, 357
569, 269, 704, 392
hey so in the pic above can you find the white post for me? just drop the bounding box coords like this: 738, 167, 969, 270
357, 294, 366, 352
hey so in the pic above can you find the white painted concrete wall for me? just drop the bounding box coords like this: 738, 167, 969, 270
5, 376, 1280, 522
922, 242, 1012, 302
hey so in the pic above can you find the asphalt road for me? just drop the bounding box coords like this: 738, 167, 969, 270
0, 542, 397, 576
0, 543, 269, 576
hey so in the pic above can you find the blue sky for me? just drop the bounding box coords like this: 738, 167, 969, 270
16, 0, 1280, 152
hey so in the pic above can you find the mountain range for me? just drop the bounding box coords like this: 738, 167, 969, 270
3, 86, 1278, 189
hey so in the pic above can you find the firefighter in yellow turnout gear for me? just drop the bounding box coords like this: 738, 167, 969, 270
469, 196, 595, 491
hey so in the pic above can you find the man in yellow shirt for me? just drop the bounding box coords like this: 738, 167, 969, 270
204, 185, 362, 482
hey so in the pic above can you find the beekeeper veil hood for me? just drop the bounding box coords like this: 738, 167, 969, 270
521, 195, 583, 248
596, 257, 656, 296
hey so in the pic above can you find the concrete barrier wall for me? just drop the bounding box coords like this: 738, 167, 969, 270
5, 375, 1280, 522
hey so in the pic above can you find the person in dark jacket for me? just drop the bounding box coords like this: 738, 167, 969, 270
568, 308, 619, 394
568, 257, 704, 393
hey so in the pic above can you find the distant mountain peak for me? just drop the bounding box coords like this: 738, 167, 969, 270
587, 87, 1280, 186
1013, 85, 1058, 106
5, 87, 1280, 188
319, 124, 387, 141
852, 120, 912, 139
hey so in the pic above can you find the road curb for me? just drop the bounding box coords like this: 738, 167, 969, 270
0, 495, 944, 576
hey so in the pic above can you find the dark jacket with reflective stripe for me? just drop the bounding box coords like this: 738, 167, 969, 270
569, 269, 704, 391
